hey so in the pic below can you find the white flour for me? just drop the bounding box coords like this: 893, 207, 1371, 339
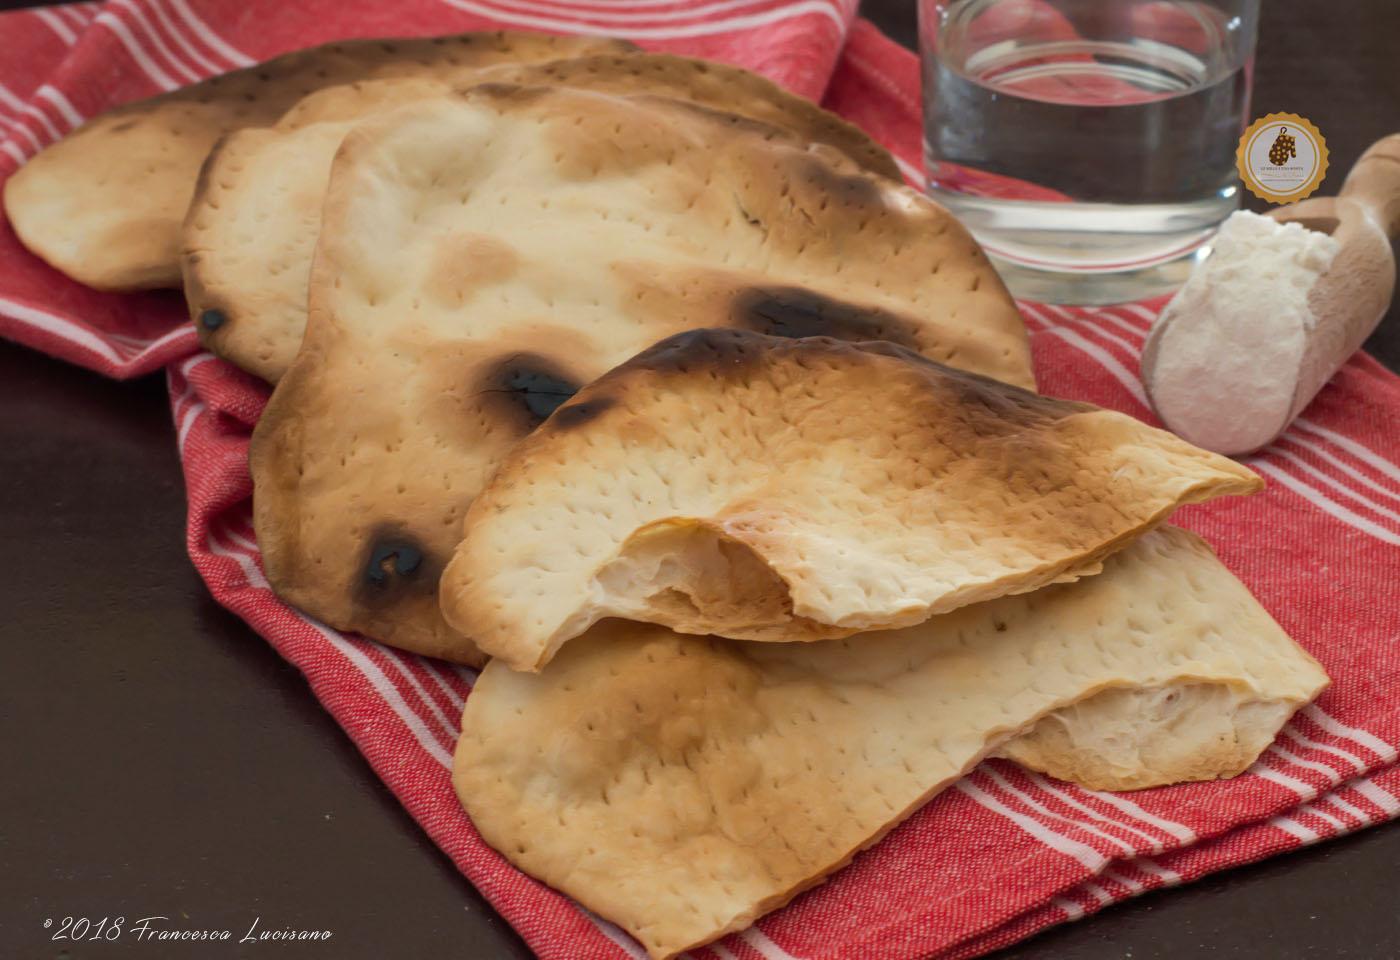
1147, 210, 1340, 454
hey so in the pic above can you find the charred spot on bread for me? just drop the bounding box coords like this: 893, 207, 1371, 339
622, 328, 767, 379
357, 528, 440, 602
550, 396, 616, 431
461, 82, 553, 109
799, 155, 884, 209
732, 286, 919, 348
477, 353, 580, 429
199, 308, 229, 331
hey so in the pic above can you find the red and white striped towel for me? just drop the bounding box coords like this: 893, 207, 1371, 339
4, 4, 1400, 959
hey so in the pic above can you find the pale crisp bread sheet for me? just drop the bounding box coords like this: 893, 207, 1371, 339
183, 54, 901, 383
442, 329, 1262, 670
3, 32, 634, 291
455, 526, 1327, 959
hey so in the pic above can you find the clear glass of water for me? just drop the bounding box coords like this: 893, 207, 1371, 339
918, 0, 1259, 304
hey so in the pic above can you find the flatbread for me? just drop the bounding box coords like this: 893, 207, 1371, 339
250, 85, 1030, 664
2, 32, 635, 291
183, 54, 902, 382
454, 526, 1328, 959
995, 681, 1303, 791
440, 328, 1263, 671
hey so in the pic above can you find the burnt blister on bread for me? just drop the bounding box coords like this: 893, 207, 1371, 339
460, 82, 557, 112
620, 327, 764, 378
932, 354, 1094, 426
733, 286, 919, 348
639, 95, 789, 142
358, 528, 440, 600
199, 308, 229, 331
608, 330, 1089, 440
476, 353, 581, 429
798, 155, 884, 210
621, 327, 880, 381
548, 396, 617, 431
367, 541, 422, 583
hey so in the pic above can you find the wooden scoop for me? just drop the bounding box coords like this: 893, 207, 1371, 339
1141, 133, 1400, 455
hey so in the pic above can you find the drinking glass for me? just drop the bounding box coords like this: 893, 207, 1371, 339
918, 0, 1260, 303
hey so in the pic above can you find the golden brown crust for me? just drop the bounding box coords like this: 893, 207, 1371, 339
183, 127, 292, 381
996, 684, 1300, 790
454, 527, 1327, 958
250, 86, 1029, 663
469, 52, 900, 181
4, 32, 636, 291
182, 54, 903, 383
442, 328, 1264, 671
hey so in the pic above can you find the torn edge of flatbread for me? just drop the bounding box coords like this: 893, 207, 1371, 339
442, 328, 1263, 671
454, 525, 1327, 959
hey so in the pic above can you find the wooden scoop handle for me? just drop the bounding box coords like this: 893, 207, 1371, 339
1338, 132, 1400, 238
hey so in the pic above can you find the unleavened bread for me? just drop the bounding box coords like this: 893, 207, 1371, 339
183, 53, 902, 382
454, 526, 1327, 959
2, 32, 634, 291
441, 328, 1263, 671
250, 85, 1030, 664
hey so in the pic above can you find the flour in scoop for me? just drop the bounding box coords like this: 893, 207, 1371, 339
1143, 210, 1340, 455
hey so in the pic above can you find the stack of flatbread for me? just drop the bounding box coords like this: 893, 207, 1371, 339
5, 34, 1328, 960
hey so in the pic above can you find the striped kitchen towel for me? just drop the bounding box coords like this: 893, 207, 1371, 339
4, 4, 1400, 959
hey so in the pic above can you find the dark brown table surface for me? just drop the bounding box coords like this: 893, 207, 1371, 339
3, 1, 1398, 959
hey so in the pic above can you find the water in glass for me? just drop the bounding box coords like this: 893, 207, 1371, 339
920, 0, 1257, 303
